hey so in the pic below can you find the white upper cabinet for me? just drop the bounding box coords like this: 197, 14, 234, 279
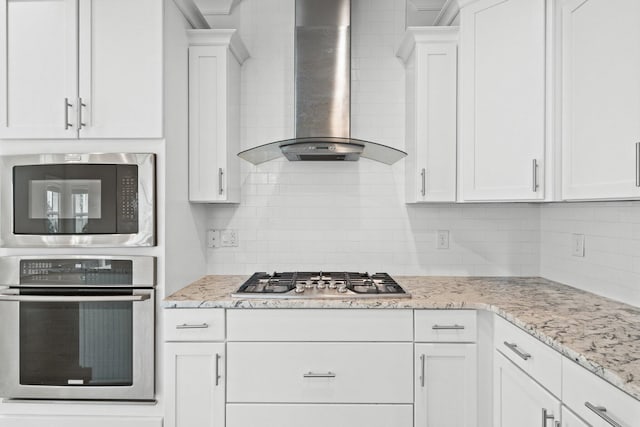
398, 27, 458, 203
0, 0, 78, 139
459, 0, 546, 201
560, 0, 640, 200
77, 0, 163, 139
0, 0, 163, 139
188, 30, 248, 203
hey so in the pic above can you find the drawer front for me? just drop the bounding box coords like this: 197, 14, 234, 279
415, 310, 477, 342
494, 316, 562, 397
0, 416, 163, 427
227, 404, 413, 427
563, 358, 640, 427
164, 308, 225, 342
227, 342, 413, 403
227, 309, 413, 341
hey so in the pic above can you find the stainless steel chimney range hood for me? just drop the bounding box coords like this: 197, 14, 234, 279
237, 0, 407, 165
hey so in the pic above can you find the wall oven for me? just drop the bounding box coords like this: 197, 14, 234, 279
0, 255, 155, 401
0, 153, 155, 247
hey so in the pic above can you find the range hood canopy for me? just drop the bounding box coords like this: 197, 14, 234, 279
238, 0, 407, 165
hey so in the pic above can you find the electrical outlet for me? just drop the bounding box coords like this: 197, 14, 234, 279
572, 234, 585, 257
437, 230, 449, 249
207, 229, 220, 248
221, 230, 239, 247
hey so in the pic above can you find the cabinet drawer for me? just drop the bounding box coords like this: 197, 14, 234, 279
563, 358, 640, 427
226, 404, 413, 427
227, 309, 413, 341
494, 316, 561, 397
0, 416, 162, 427
415, 310, 477, 342
164, 309, 225, 342
227, 342, 413, 403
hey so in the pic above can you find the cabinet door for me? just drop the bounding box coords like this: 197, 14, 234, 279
77, 0, 162, 138
494, 351, 560, 427
0, 0, 78, 139
406, 38, 458, 203
460, 0, 546, 201
415, 344, 477, 427
165, 343, 225, 427
561, 406, 589, 427
560, 0, 640, 200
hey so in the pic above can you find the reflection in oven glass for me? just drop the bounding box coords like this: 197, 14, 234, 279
20, 300, 133, 387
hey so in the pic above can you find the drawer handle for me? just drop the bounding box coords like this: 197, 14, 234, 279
541, 408, 555, 427
303, 372, 336, 378
504, 341, 531, 361
176, 323, 209, 329
585, 402, 623, 427
432, 324, 465, 330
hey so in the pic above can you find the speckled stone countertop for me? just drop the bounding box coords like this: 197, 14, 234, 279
164, 275, 640, 400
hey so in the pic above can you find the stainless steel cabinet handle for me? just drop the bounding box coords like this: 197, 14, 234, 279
420, 168, 426, 196
432, 324, 465, 330
532, 159, 539, 192
64, 98, 73, 129
585, 402, 622, 427
303, 372, 336, 378
218, 168, 224, 195
215, 353, 221, 386
636, 142, 640, 187
176, 323, 209, 329
78, 97, 86, 129
419, 354, 425, 387
541, 408, 554, 427
504, 341, 532, 360
0, 293, 150, 303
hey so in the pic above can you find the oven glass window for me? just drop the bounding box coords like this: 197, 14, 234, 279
19, 299, 133, 387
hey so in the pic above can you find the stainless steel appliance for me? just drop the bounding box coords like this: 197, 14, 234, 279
237, 0, 407, 165
232, 272, 410, 299
0, 255, 156, 401
0, 153, 155, 247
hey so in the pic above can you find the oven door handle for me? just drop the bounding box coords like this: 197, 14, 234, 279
0, 292, 151, 303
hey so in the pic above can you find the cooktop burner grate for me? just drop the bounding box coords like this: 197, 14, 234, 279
232, 271, 410, 299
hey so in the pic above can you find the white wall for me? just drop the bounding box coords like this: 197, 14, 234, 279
540, 202, 640, 307
205, 0, 540, 277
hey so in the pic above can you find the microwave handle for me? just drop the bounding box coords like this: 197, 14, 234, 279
0, 292, 151, 303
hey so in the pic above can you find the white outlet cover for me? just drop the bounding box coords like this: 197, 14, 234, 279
571, 234, 585, 257
437, 230, 450, 249
207, 229, 220, 248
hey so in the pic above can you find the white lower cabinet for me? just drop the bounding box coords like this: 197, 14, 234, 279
494, 351, 560, 427
0, 416, 162, 427
226, 404, 413, 427
165, 342, 225, 427
561, 406, 589, 427
415, 343, 477, 427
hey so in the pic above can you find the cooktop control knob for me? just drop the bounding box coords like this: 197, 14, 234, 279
328, 281, 337, 289
295, 283, 305, 293
338, 285, 348, 293
317, 280, 326, 289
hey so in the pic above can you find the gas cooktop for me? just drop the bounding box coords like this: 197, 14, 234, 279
231, 272, 410, 299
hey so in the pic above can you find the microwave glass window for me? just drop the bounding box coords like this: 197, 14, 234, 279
20, 299, 134, 387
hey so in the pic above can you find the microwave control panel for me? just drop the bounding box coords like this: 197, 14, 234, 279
117, 165, 139, 234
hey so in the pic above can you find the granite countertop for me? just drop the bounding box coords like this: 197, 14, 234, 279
164, 275, 640, 401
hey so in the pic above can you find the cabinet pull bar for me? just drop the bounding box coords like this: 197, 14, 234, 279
218, 168, 224, 195
215, 353, 221, 386
303, 372, 336, 378
419, 354, 425, 387
532, 159, 539, 192
77, 97, 86, 129
504, 341, 531, 360
176, 323, 209, 329
420, 168, 426, 197
541, 408, 554, 427
432, 324, 465, 330
636, 142, 640, 187
585, 402, 622, 427
64, 98, 73, 129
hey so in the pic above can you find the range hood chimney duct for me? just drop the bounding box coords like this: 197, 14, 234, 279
238, 0, 407, 165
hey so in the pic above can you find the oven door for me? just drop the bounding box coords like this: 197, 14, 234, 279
0, 288, 154, 401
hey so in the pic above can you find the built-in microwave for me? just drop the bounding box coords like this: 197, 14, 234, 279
0, 153, 155, 247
